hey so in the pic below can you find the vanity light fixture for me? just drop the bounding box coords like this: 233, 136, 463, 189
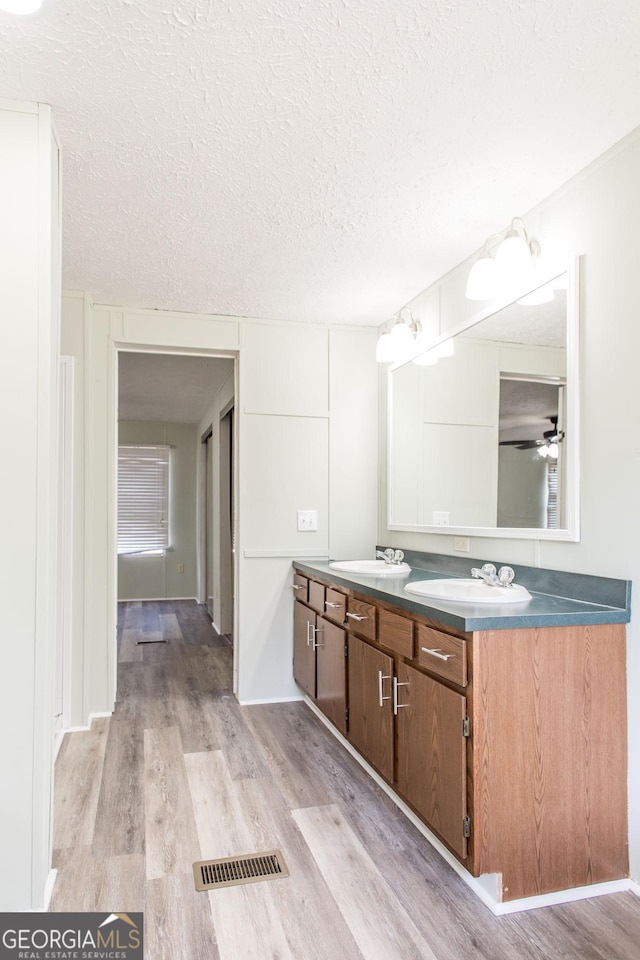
376, 310, 422, 363
0, 0, 43, 12
411, 336, 455, 366
466, 218, 540, 301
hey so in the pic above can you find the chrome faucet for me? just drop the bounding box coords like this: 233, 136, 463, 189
376, 548, 405, 565
471, 563, 516, 587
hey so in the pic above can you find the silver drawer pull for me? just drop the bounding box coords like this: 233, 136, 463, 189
421, 647, 453, 661
346, 612, 367, 621
325, 601, 342, 608
378, 670, 391, 707
393, 676, 410, 715
293, 584, 305, 591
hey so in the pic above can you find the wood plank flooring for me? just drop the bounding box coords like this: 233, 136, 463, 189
51, 600, 640, 959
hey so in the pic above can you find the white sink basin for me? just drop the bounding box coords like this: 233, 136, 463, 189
404, 578, 532, 604
329, 559, 412, 577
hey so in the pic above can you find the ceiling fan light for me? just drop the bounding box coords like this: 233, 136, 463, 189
465, 254, 498, 300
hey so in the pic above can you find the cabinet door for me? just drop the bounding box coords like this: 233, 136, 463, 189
316, 617, 347, 734
294, 600, 316, 698
396, 662, 468, 858
348, 636, 394, 782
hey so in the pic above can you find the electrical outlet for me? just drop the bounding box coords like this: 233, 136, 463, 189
297, 509, 318, 531
453, 536, 470, 553
177, 562, 184, 573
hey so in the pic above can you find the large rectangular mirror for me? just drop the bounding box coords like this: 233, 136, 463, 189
388, 260, 579, 540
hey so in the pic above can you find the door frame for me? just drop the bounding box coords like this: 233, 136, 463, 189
112, 345, 239, 700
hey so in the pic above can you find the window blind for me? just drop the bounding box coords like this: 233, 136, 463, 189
117, 445, 170, 555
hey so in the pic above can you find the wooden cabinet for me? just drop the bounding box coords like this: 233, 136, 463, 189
294, 595, 347, 733
348, 635, 394, 781
316, 617, 347, 734
396, 661, 468, 858
292, 568, 628, 903
293, 599, 316, 698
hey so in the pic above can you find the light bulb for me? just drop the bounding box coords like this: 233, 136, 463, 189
389, 322, 414, 349
0, 0, 43, 13
547, 442, 559, 459
375, 332, 395, 363
517, 281, 554, 306
412, 350, 438, 366
432, 338, 454, 358
538, 445, 549, 458
465, 254, 498, 300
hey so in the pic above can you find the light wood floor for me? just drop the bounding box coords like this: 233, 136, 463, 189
51, 600, 640, 959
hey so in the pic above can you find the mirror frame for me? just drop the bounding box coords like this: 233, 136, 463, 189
387, 257, 580, 541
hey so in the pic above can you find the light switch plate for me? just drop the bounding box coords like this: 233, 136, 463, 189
433, 511, 450, 526
297, 509, 318, 531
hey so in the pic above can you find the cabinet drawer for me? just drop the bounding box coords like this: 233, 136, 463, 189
308, 579, 326, 614
345, 598, 376, 641
324, 588, 347, 624
292, 573, 308, 602
378, 608, 414, 658
417, 625, 467, 687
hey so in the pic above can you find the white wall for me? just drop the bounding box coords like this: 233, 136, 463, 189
0, 101, 60, 910
118, 420, 198, 600
60, 304, 378, 719
379, 127, 640, 882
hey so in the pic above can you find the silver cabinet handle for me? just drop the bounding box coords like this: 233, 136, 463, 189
393, 676, 409, 715
311, 625, 324, 650
292, 584, 305, 591
421, 647, 453, 661
346, 612, 367, 621
325, 601, 342, 608
378, 670, 391, 707
306, 621, 314, 646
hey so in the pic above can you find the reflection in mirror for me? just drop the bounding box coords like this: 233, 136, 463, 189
388, 263, 579, 540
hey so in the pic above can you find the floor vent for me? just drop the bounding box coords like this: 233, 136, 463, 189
193, 850, 289, 891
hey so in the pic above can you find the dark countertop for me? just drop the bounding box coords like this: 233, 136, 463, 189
292, 555, 632, 632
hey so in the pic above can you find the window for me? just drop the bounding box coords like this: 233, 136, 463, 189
117, 445, 170, 555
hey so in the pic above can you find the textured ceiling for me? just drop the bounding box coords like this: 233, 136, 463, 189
1, 1, 640, 325
118, 352, 233, 422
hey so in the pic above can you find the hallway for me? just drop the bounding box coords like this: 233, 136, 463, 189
50, 601, 640, 959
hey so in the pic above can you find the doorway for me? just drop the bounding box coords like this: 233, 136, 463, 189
116, 349, 237, 682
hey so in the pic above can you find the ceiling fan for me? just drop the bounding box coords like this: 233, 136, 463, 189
499, 416, 561, 451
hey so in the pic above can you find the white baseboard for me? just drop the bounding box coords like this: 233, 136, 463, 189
43, 869, 57, 910
238, 695, 304, 706
304, 698, 632, 915
63, 710, 113, 735
22, 870, 58, 912
629, 879, 640, 897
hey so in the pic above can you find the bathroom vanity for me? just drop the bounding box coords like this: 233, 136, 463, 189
291, 551, 631, 907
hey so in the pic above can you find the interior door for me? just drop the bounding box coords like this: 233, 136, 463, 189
219, 406, 233, 639
204, 430, 214, 619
